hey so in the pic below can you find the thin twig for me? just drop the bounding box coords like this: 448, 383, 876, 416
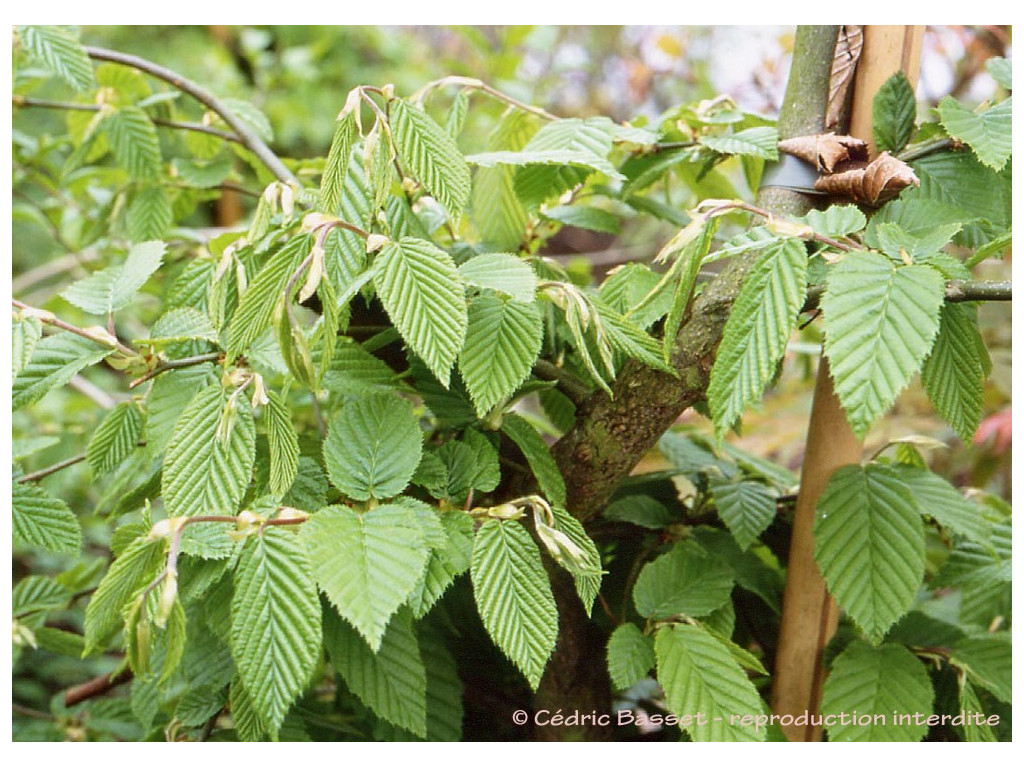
64, 668, 133, 708
803, 279, 1011, 310
532, 359, 591, 406
13, 96, 241, 143
19, 452, 87, 483
83, 46, 296, 185
12, 299, 135, 357
411, 76, 560, 120
129, 352, 223, 389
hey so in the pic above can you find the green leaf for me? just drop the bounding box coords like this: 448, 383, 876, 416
894, 465, 990, 544
322, 339, 397, 396
550, 507, 603, 614
821, 641, 933, 741
300, 505, 429, 651
472, 166, 530, 250
699, 126, 779, 159
407, 510, 474, 618
12, 332, 110, 411
17, 25, 94, 91
145, 307, 219, 346
710, 478, 776, 551
603, 495, 674, 529
921, 304, 985, 444
264, 391, 299, 497
162, 384, 256, 517
374, 237, 467, 387
800, 205, 867, 238
607, 623, 655, 690
708, 238, 807, 437
323, 391, 422, 501
513, 117, 617, 208
500, 413, 566, 508
389, 99, 471, 218
599, 263, 673, 329
986, 57, 1011, 89
222, 98, 273, 142
633, 541, 734, 619
12, 315, 43, 378
320, 108, 359, 215
951, 633, 1011, 704
126, 185, 173, 242
872, 72, 917, 154
324, 608, 427, 738
417, 622, 464, 741
84, 537, 166, 651
542, 204, 621, 235
13, 482, 82, 554
231, 529, 322, 734
658, 216, 718, 362
459, 293, 542, 417
822, 252, 944, 437
226, 235, 312, 357
230, 676, 267, 741
814, 464, 925, 642
939, 95, 1012, 171
61, 241, 165, 315
655, 623, 766, 742
103, 106, 162, 179
471, 519, 557, 690
457, 253, 537, 303
87, 401, 144, 476
959, 679, 997, 742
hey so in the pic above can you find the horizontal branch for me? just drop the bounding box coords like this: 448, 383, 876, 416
12, 96, 241, 143
64, 668, 133, 708
804, 279, 1011, 310
83, 46, 296, 185
12, 299, 135, 357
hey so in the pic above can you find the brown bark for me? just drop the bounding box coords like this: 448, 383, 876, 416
534, 26, 841, 740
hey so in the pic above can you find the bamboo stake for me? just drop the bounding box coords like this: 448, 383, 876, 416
770, 24, 925, 742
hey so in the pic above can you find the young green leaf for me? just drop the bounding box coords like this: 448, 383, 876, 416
822, 252, 944, 438
13, 482, 82, 554
471, 519, 557, 690
103, 106, 162, 180
323, 608, 427, 738
986, 56, 1011, 89
61, 241, 165, 315
406, 511, 474, 619
17, 25, 94, 91
226, 235, 312, 358
231, 528, 322, 735
389, 98, 471, 218
872, 72, 917, 154
951, 633, 1011, 704
821, 641, 933, 741
699, 126, 779, 159
459, 293, 542, 417
127, 186, 173, 242
814, 464, 925, 642
607, 623, 655, 691
457, 253, 537, 303
12, 315, 43, 378
938, 95, 1012, 172
655, 623, 766, 742
87, 400, 144, 476
320, 108, 359, 216
162, 384, 256, 517
300, 504, 429, 651
264, 391, 299, 497
12, 333, 110, 411
921, 303, 986, 444
323, 391, 422, 501
708, 238, 807, 436
500, 413, 566, 508
511, 117, 617, 208
633, 541, 734, 620
84, 537, 166, 652
374, 237, 468, 387
710, 478, 777, 551
894, 465, 990, 544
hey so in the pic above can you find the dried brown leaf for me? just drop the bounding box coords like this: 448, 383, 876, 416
777, 133, 868, 173
827, 25, 864, 131
813, 151, 919, 205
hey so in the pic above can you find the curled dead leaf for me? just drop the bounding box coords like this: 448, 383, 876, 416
826, 25, 864, 131
777, 132, 868, 173
813, 151, 919, 205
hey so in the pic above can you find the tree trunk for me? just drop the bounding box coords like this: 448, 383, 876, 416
535, 25, 841, 740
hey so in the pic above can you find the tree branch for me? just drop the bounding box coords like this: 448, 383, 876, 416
64, 668, 133, 708
804, 279, 1012, 310
83, 46, 296, 185
13, 96, 242, 143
